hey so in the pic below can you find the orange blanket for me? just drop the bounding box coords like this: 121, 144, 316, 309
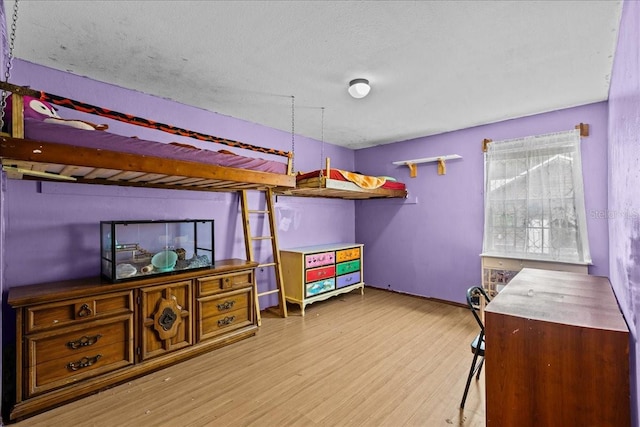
336, 169, 386, 189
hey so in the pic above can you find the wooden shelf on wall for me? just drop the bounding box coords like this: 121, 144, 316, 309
392, 154, 462, 178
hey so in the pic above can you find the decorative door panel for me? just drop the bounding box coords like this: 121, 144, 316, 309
139, 280, 193, 360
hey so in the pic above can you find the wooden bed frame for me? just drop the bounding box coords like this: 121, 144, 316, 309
0, 83, 295, 192
1, 84, 297, 421
275, 157, 408, 200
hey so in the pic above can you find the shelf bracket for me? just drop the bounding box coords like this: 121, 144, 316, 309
407, 163, 417, 178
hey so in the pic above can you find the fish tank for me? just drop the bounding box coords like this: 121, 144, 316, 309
101, 219, 214, 282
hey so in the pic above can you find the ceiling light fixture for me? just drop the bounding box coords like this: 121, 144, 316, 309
348, 78, 371, 99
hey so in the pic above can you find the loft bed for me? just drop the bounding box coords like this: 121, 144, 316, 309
275, 157, 408, 200
0, 82, 295, 192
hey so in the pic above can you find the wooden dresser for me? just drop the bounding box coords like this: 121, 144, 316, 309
481, 255, 588, 297
485, 268, 630, 427
280, 243, 364, 315
7, 259, 258, 421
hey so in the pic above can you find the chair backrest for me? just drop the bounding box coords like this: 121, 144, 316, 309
466, 286, 491, 333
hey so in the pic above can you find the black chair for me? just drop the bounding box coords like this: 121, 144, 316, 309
460, 286, 491, 409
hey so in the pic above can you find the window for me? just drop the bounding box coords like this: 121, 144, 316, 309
482, 129, 591, 264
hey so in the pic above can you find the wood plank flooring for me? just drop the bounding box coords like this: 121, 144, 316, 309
12, 288, 486, 426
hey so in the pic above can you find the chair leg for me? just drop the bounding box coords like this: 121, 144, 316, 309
475, 357, 484, 380
460, 350, 481, 409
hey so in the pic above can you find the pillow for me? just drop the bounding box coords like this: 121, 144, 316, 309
4, 95, 108, 131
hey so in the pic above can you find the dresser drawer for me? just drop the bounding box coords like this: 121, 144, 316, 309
481, 256, 523, 271
305, 265, 335, 283
336, 272, 361, 289
199, 288, 253, 340
26, 314, 134, 397
26, 291, 134, 334
305, 251, 335, 268
197, 271, 253, 296
336, 247, 360, 263
336, 260, 360, 276
306, 278, 335, 297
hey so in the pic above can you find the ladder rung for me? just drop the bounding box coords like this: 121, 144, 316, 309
258, 262, 276, 268
240, 189, 287, 325
258, 289, 281, 297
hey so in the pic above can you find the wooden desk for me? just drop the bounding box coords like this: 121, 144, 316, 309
485, 268, 630, 427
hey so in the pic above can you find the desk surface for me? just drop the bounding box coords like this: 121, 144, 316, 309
485, 268, 628, 332
485, 268, 630, 427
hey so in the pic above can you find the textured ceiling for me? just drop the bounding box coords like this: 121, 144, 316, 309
4, 1, 623, 149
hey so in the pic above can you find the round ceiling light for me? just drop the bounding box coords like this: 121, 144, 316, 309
348, 78, 371, 99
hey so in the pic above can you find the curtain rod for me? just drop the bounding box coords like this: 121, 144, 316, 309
482, 123, 589, 152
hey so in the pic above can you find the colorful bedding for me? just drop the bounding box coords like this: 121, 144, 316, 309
21, 118, 288, 174
296, 169, 406, 191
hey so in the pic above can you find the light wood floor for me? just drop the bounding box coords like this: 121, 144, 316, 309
13, 288, 486, 426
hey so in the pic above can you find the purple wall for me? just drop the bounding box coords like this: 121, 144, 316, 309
0, 60, 357, 319
608, 1, 640, 425
355, 102, 609, 304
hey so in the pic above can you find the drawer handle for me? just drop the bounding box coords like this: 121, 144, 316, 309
217, 315, 236, 327
67, 334, 102, 349
77, 303, 93, 318
217, 300, 236, 311
67, 354, 102, 371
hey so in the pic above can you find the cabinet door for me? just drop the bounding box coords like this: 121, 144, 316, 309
139, 280, 193, 360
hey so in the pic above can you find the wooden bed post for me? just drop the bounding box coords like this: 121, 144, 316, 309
286, 152, 293, 175
11, 93, 24, 139
324, 157, 331, 185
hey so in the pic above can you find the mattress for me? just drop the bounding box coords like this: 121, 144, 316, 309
21, 118, 288, 174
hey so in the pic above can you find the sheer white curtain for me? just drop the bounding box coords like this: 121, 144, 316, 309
482, 129, 591, 264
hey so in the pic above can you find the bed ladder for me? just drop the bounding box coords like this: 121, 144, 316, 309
240, 188, 287, 326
